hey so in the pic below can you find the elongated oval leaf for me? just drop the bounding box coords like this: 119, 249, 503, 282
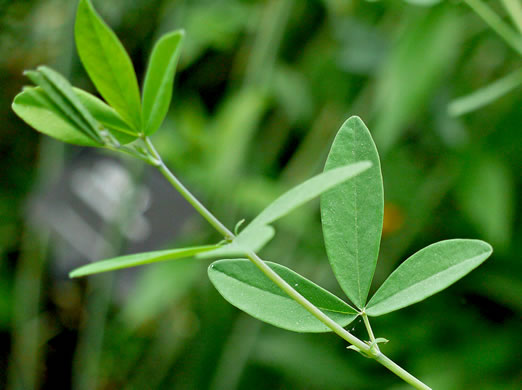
208, 259, 358, 333
250, 161, 372, 228
320, 116, 383, 309
12, 87, 99, 146
70, 244, 218, 278
75, 0, 141, 130
366, 239, 493, 316
142, 30, 184, 135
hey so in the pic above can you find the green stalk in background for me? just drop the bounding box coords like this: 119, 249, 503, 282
463, 0, 522, 55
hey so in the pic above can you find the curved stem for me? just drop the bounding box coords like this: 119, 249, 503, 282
143, 136, 234, 242
143, 136, 432, 390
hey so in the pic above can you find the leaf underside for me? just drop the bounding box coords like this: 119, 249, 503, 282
209, 259, 358, 333
366, 239, 493, 316
321, 116, 384, 309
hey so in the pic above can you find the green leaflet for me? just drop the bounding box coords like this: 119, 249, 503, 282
12, 87, 100, 147
142, 30, 184, 135
69, 245, 219, 278
208, 259, 358, 333
366, 239, 493, 316
12, 86, 138, 146
75, 0, 141, 130
25, 66, 103, 143
320, 116, 383, 309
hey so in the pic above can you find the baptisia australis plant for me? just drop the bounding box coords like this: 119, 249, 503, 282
12, 1, 493, 389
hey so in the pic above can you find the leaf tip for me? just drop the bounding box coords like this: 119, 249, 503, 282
478, 239, 494, 256
347, 115, 363, 121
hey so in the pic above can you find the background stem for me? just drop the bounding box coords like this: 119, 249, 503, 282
464, 0, 522, 55
501, 0, 522, 33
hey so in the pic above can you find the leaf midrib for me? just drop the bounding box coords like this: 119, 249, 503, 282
352, 127, 362, 307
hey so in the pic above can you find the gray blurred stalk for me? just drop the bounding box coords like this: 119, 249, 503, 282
7, 138, 65, 390
72, 158, 144, 390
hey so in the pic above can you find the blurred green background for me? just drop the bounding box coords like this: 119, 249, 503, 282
1, 0, 521, 389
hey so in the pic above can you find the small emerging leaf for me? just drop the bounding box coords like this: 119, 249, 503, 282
75, 0, 141, 130
70, 244, 218, 278
321, 116, 383, 309
142, 30, 184, 135
208, 259, 358, 333
366, 239, 493, 316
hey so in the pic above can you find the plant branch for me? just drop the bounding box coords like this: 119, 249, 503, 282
144, 136, 432, 390
463, 0, 522, 56
143, 136, 235, 242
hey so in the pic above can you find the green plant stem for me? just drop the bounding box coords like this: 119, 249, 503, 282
501, 0, 522, 33
374, 353, 430, 389
143, 136, 234, 242
143, 136, 432, 390
463, 0, 522, 56
362, 311, 377, 345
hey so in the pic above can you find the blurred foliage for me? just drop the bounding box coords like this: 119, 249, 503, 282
1, 0, 521, 389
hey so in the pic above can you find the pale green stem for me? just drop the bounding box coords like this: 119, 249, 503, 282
463, 0, 522, 56
362, 311, 377, 344
143, 136, 234, 242
143, 136, 431, 390
375, 353, 431, 390
501, 0, 522, 33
